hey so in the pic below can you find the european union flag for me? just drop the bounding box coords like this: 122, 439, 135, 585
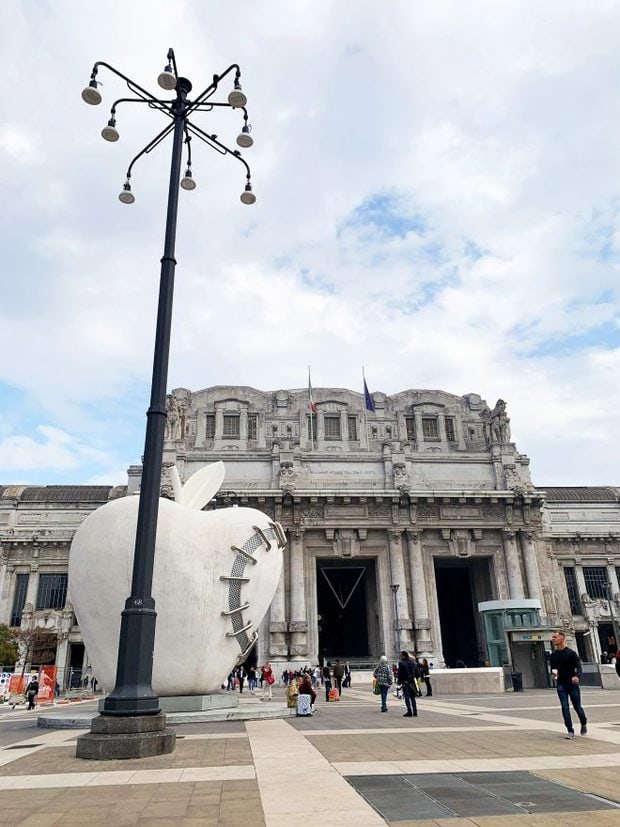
363, 377, 375, 412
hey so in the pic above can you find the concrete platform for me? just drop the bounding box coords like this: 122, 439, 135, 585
37, 694, 294, 728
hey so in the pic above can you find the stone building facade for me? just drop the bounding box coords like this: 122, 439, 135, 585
0, 385, 618, 688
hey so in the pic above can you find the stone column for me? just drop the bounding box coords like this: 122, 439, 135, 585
387, 530, 413, 651
214, 408, 224, 439
406, 530, 432, 653
607, 564, 620, 597
574, 564, 587, 603
239, 410, 248, 441
269, 555, 288, 657
289, 529, 308, 657
520, 531, 542, 602
24, 565, 39, 610
502, 530, 525, 600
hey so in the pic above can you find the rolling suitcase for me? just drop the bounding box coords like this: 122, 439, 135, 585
297, 693, 313, 716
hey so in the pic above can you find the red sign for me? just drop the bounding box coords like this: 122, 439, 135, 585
8, 675, 28, 697
37, 666, 57, 705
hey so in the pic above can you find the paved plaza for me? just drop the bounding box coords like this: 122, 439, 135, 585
0, 685, 620, 824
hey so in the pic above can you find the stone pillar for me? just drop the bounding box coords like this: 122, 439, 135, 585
607, 564, 620, 597
289, 530, 308, 657
215, 408, 224, 439
269, 556, 288, 657
574, 564, 587, 603
24, 565, 39, 609
520, 531, 542, 602
239, 410, 248, 441
502, 530, 525, 599
387, 530, 413, 651
405, 530, 432, 653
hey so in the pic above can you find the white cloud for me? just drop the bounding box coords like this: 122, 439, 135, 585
0, 0, 619, 485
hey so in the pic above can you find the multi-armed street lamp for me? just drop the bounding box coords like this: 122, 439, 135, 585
76, 49, 255, 760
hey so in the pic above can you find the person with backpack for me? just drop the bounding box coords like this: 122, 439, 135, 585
25, 676, 39, 711
397, 650, 419, 717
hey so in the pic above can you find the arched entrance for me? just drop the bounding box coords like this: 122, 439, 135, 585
316, 558, 378, 660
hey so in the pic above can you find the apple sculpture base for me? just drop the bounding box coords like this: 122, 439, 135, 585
76, 712, 175, 760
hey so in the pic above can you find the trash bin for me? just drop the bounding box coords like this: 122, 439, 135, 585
511, 672, 523, 692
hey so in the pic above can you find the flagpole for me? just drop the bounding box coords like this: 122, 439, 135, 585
362, 366, 368, 449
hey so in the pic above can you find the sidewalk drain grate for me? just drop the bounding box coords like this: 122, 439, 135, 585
346, 771, 620, 820
5, 744, 43, 750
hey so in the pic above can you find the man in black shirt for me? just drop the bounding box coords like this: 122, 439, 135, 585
550, 630, 587, 740
397, 651, 419, 717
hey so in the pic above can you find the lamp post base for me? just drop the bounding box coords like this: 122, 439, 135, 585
76, 712, 176, 760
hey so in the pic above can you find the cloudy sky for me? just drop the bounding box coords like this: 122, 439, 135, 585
0, 0, 619, 487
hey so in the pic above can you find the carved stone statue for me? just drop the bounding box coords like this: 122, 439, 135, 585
165, 395, 182, 441
489, 399, 511, 444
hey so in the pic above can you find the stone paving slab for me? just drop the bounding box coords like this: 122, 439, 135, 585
306, 729, 620, 763
0, 779, 265, 826
0, 738, 252, 775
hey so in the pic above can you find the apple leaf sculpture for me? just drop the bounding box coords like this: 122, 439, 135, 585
68, 462, 285, 695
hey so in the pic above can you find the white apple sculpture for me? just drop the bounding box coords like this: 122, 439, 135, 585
68, 462, 285, 695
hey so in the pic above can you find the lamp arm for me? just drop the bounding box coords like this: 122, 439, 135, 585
125, 122, 176, 180
184, 128, 192, 166
185, 119, 251, 179
188, 63, 241, 112
167, 48, 179, 80
92, 61, 164, 107
110, 97, 173, 118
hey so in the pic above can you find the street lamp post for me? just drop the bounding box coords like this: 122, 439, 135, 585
76, 49, 255, 760
390, 584, 402, 656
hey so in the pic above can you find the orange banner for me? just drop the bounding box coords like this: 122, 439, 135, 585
38, 666, 57, 705
8, 675, 27, 696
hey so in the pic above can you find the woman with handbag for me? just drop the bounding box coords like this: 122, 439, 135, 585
260, 662, 275, 701
372, 655, 393, 712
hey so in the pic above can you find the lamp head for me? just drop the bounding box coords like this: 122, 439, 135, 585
236, 124, 253, 148
180, 169, 196, 190
101, 117, 119, 142
228, 79, 247, 109
158, 64, 177, 91
118, 180, 135, 204
81, 80, 102, 106
240, 182, 256, 205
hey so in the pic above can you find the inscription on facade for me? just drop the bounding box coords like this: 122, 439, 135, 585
440, 506, 481, 519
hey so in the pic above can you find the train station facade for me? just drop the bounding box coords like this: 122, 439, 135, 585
0, 385, 619, 689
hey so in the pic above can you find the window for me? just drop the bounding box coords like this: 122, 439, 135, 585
324, 415, 341, 439
307, 414, 317, 440
347, 416, 358, 441
445, 417, 456, 442
422, 417, 439, 439
222, 414, 240, 438
36, 574, 68, 610
583, 566, 608, 599
10, 573, 29, 627
247, 414, 258, 441
564, 567, 581, 615
405, 416, 416, 441
205, 414, 215, 439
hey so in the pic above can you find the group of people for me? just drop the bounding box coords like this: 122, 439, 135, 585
225, 663, 276, 699
373, 651, 432, 715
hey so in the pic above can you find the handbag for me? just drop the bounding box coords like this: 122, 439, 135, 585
267, 674, 275, 685
373, 682, 382, 696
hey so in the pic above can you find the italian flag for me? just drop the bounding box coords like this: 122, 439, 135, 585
308, 367, 317, 413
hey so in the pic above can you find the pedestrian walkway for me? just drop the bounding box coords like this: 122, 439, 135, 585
0, 685, 619, 824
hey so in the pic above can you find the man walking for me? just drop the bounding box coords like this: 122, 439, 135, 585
397, 650, 419, 717
333, 660, 345, 696
550, 630, 587, 739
